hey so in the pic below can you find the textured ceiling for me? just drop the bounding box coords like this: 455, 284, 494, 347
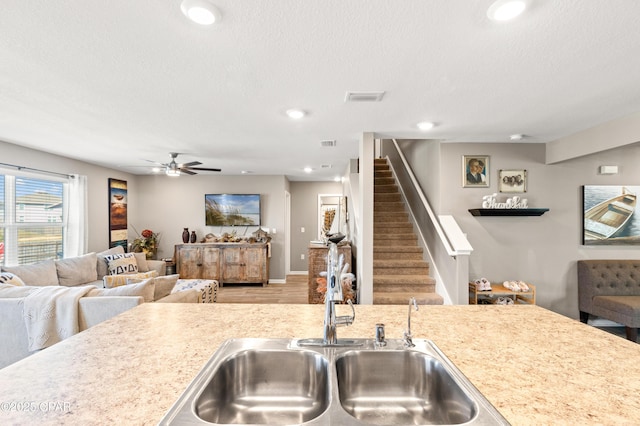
1, 1, 640, 180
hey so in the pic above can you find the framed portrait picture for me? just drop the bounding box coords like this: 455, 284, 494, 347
462, 155, 489, 188
499, 170, 527, 193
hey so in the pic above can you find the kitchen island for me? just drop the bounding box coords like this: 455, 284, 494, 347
0, 303, 638, 425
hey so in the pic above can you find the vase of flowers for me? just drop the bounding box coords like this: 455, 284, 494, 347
132, 228, 160, 259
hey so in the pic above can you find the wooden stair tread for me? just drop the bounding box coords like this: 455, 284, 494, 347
374, 259, 428, 267
374, 292, 444, 305
374, 246, 423, 252
373, 274, 435, 284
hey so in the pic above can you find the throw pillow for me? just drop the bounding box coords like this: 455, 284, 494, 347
133, 252, 150, 272
128, 274, 179, 301
103, 270, 158, 289
2, 259, 59, 286
55, 253, 98, 286
96, 246, 125, 278
104, 253, 139, 275
87, 278, 155, 303
0, 272, 26, 286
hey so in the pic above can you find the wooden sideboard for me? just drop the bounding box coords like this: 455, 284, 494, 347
308, 243, 352, 304
175, 243, 269, 287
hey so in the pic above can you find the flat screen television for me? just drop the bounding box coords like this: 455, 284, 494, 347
205, 194, 261, 226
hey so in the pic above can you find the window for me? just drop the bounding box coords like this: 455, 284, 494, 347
1, 172, 66, 266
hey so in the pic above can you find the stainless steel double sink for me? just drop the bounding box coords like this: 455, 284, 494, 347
159, 338, 509, 425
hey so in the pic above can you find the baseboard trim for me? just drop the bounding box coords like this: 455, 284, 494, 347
268, 279, 286, 284
288, 271, 308, 275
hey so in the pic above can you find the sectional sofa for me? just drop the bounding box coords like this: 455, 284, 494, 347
0, 246, 198, 369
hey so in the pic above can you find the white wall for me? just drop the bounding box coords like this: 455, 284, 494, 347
136, 174, 289, 281
403, 140, 640, 318
289, 181, 343, 272
0, 140, 136, 254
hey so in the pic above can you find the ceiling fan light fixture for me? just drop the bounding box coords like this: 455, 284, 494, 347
487, 0, 526, 21
166, 167, 181, 177
181, 0, 221, 25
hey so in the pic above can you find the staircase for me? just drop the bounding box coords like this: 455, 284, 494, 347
373, 158, 443, 305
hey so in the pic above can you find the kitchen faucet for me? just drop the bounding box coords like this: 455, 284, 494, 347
323, 240, 355, 345
403, 297, 418, 347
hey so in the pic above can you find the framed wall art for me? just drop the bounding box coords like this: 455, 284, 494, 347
108, 178, 128, 249
462, 155, 489, 188
582, 185, 640, 245
499, 169, 527, 193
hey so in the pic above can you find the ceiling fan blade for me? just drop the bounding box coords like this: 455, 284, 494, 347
186, 167, 222, 172
142, 159, 167, 167
180, 161, 202, 168
181, 169, 197, 175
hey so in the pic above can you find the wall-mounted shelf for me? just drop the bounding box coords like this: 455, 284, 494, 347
468, 208, 549, 217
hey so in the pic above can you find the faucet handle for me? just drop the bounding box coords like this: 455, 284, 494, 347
334, 299, 355, 327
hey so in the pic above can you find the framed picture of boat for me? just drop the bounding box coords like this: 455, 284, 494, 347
583, 185, 640, 245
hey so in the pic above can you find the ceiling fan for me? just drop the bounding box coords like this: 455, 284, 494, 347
150, 152, 221, 177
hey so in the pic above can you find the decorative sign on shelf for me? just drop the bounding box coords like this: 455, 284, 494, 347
482, 193, 528, 209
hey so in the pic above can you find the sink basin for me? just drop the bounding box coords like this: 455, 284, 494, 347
336, 350, 475, 425
195, 349, 330, 424
159, 338, 509, 425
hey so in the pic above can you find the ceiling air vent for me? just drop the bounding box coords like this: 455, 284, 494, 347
320, 140, 337, 148
344, 91, 385, 102
321, 164, 332, 169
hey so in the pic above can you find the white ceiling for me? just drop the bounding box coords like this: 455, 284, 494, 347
2, 1, 640, 181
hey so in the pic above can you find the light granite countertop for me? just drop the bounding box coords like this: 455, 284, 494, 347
0, 303, 638, 425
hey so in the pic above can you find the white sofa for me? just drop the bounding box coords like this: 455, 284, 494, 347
0, 295, 142, 369
0, 247, 198, 369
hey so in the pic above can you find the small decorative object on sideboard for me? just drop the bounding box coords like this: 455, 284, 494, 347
182, 228, 189, 244
190, 230, 197, 243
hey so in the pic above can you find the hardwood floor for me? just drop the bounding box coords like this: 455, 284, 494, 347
216, 274, 309, 304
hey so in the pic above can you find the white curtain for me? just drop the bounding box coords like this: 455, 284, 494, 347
64, 174, 88, 257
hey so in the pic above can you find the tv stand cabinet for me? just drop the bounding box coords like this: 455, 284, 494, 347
175, 243, 270, 287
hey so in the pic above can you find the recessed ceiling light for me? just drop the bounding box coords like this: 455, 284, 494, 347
286, 109, 305, 119
181, 0, 221, 25
334, 176, 341, 182
510, 134, 525, 141
241, 170, 254, 174
487, 0, 526, 21
417, 121, 435, 131
304, 167, 313, 173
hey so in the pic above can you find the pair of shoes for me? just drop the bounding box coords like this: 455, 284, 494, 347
474, 278, 492, 291
503, 280, 529, 292
495, 296, 514, 305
